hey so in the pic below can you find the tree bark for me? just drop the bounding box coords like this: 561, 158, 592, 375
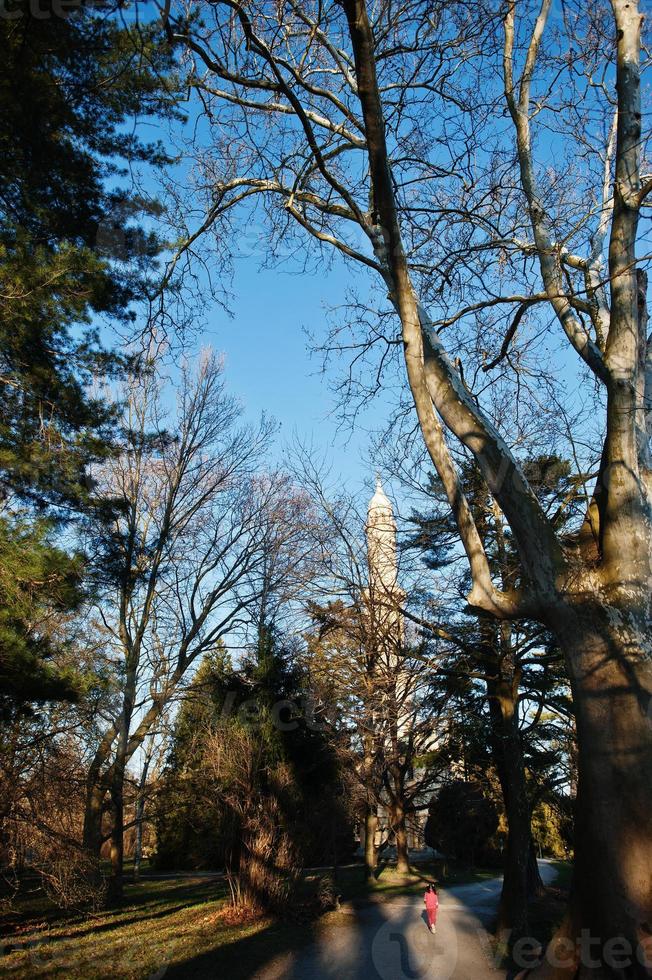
364, 805, 378, 879
104, 662, 136, 907
487, 669, 531, 942
527, 837, 545, 898
82, 778, 106, 884
106, 778, 124, 906
133, 752, 151, 882
541, 604, 652, 978
390, 800, 410, 874
133, 796, 144, 882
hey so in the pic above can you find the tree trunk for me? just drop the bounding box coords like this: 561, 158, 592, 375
104, 656, 137, 907
106, 779, 124, 906
480, 611, 533, 943
364, 806, 378, 879
82, 779, 106, 884
540, 605, 652, 978
487, 677, 531, 941
132, 781, 147, 884
392, 803, 410, 874
133, 795, 144, 882
527, 837, 545, 898
386, 761, 411, 874
133, 751, 151, 882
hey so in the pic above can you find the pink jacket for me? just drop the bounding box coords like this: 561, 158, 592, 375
424, 890, 439, 911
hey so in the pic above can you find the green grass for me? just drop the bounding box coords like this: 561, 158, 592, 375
0, 876, 309, 980
0, 861, 501, 978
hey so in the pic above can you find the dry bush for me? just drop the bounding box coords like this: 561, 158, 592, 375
204, 726, 301, 915
28, 838, 107, 911
1, 724, 105, 911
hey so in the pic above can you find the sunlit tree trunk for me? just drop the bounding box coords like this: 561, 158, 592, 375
107, 782, 124, 906
364, 805, 378, 879
392, 802, 410, 875
385, 761, 411, 874
546, 604, 652, 978
81, 778, 106, 878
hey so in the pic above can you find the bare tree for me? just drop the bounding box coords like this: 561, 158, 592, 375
296, 462, 448, 878
158, 1, 652, 965
307, 597, 447, 877
82, 351, 300, 903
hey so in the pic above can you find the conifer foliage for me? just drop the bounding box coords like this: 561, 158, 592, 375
0, 1, 174, 708
155, 627, 355, 911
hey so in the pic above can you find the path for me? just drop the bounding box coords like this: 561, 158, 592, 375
253, 861, 559, 980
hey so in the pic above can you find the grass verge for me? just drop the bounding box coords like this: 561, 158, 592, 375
0, 860, 500, 978
0, 876, 315, 979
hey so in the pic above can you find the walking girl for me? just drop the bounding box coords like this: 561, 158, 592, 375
424, 882, 439, 934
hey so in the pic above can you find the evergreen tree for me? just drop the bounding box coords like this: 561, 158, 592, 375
425, 781, 499, 866
0, 517, 84, 717
0, 0, 176, 509
0, 1, 177, 708
155, 628, 355, 884
243, 626, 356, 868
407, 456, 575, 936
155, 647, 240, 871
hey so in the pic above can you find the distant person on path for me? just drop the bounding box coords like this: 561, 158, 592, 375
424, 883, 438, 933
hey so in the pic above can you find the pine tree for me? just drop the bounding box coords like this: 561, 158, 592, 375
0, 517, 84, 718
155, 648, 239, 871
0, 0, 178, 708
0, 0, 175, 509
155, 629, 355, 885
407, 457, 575, 936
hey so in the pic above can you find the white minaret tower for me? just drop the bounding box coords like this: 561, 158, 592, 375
365, 474, 405, 655
364, 477, 434, 855
364, 476, 412, 848
366, 475, 398, 594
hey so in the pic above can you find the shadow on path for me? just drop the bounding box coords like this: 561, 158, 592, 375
166, 862, 559, 980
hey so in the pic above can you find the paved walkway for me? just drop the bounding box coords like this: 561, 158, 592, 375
254, 862, 559, 980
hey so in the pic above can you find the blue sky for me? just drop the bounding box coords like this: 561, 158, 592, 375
192, 249, 396, 500
125, 82, 400, 506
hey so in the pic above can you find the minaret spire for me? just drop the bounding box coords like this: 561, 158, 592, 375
366, 475, 397, 591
